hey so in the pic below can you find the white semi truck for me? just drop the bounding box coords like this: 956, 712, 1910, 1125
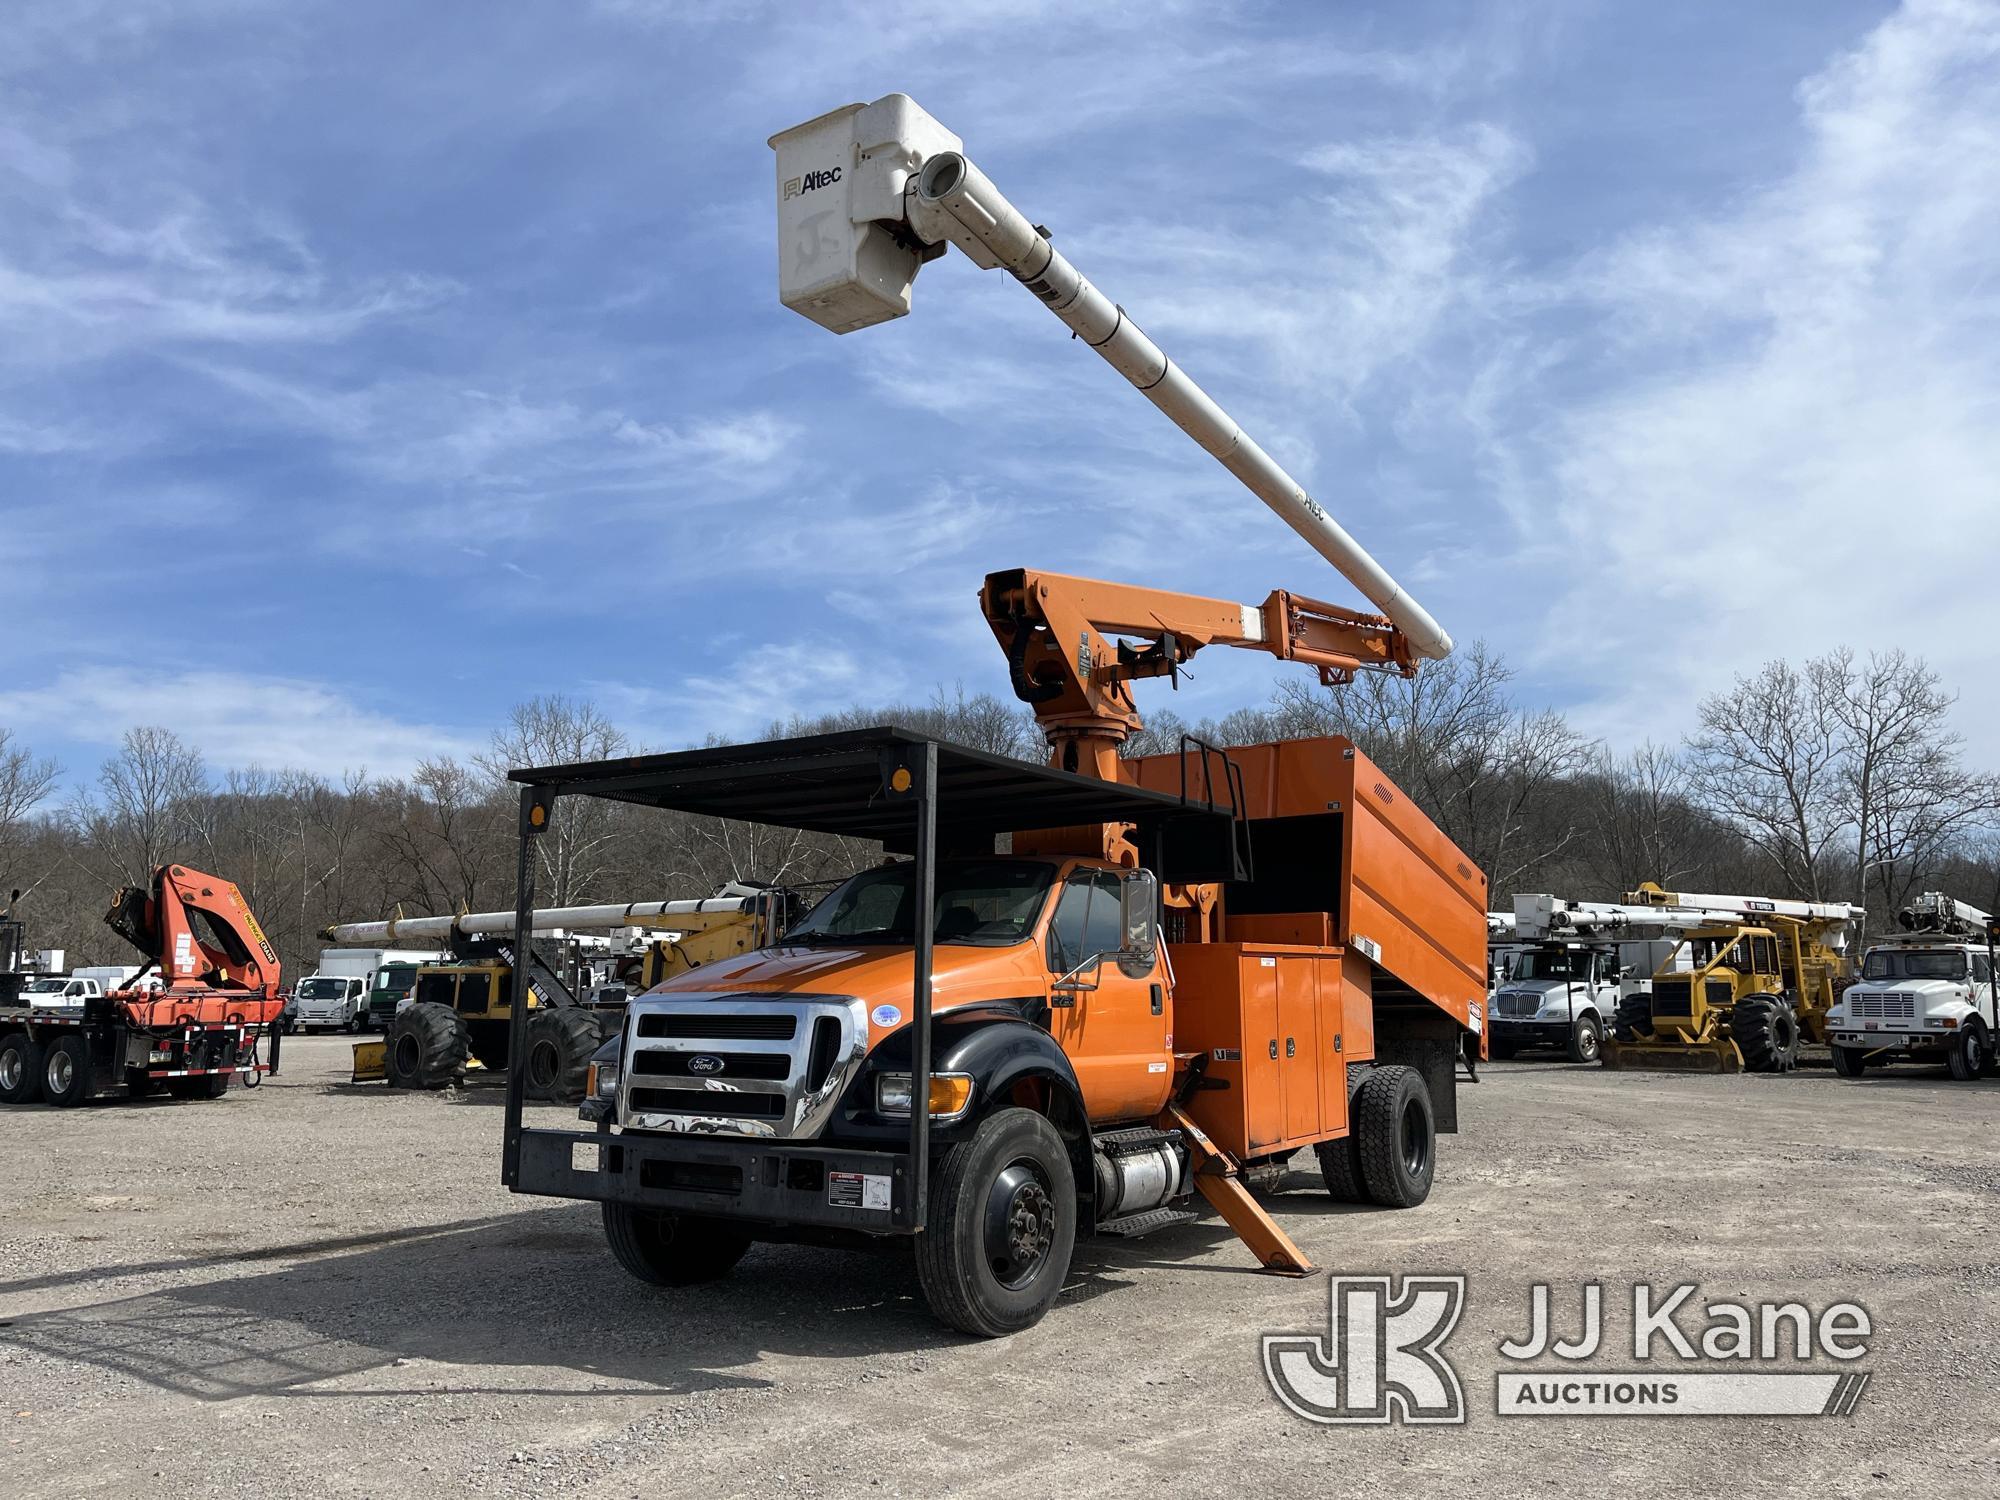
1488, 894, 1699, 1063
1826, 893, 1999, 1080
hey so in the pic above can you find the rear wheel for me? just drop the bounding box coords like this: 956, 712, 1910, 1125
1830, 1045, 1868, 1078
384, 1001, 468, 1090
1947, 1023, 1987, 1082
1733, 996, 1800, 1073
602, 1204, 753, 1287
1351, 1065, 1435, 1209
524, 1009, 603, 1102
0, 1031, 44, 1104
1567, 1013, 1603, 1065
1614, 991, 1653, 1042
43, 1034, 94, 1108
916, 1107, 1076, 1337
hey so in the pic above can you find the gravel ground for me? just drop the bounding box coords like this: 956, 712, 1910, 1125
2, 1035, 1997, 1499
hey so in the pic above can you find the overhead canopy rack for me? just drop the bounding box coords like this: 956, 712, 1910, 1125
507, 725, 1239, 857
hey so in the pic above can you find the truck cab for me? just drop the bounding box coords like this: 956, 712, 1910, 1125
1827, 940, 1998, 1080
600, 854, 1171, 1143
14, 976, 103, 1009
294, 974, 369, 1032
1488, 943, 1619, 1063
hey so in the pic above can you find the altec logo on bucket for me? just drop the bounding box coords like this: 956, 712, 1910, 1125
1263, 1277, 1873, 1424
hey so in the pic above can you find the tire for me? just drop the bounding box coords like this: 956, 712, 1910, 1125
601, 1204, 754, 1287
916, 1107, 1076, 1338
1947, 1023, 1987, 1082
0, 1031, 44, 1105
1314, 1067, 1370, 1202
1351, 1064, 1436, 1209
43, 1034, 94, 1108
1733, 996, 1800, 1073
1566, 1012, 1603, 1065
524, 1009, 603, 1103
384, 1001, 468, 1090
1614, 991, 1653, 1042
1831, 1045, 1868, 1078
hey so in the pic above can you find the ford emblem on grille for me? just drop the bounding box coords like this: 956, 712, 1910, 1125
688, 1054, 725, 1075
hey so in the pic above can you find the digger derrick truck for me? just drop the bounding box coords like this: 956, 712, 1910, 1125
1599, 884, 1863, 1074
1824, 893, 2000, 1081
0, 864, 283, 1107
325, 889, 789, 1100
491, 95, 1486, 1338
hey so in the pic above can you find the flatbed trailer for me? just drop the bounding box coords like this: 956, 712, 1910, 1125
0, 863, 284, 1107
0, 993, 271, 1106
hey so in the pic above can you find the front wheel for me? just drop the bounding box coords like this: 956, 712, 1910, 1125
916, 1107, 1076, 1338
1830, 1045, 1869, 1078
1567, 1013, 1603, 1065
1947, 1024, 1987, 1082
383, 1001, 468, 1090
602, 1204, 753, 1287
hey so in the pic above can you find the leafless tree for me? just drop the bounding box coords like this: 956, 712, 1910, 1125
1685, 659, 1853, 900
94, 726, 207, 882
479, 695, 630, 906
0, 728, 60, 891
1828, 649, 2000, 917
1574, 743, 1730, 894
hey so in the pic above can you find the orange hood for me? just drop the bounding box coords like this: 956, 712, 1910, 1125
648, 942, 1046, 1039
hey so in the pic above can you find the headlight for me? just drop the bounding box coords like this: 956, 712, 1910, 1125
876, 1071, 973, 1120
587, 1061, 620, 1099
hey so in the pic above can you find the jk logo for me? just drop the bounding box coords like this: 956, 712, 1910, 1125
1262, 1275, 1467, 1425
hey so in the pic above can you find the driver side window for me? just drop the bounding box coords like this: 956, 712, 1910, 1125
1047, 872, 1122, 973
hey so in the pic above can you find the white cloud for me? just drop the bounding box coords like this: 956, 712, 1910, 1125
0, 668, 477, 779
1500, 0, 2000, 753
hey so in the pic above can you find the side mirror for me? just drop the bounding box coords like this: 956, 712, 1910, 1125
1120, 868, 1159, 966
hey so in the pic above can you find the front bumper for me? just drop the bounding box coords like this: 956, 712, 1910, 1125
512, 1125, 916, 1233
1492, 1018, 1573, 1045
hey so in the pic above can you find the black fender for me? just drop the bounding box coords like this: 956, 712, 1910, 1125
831, 1005, 1094, 1193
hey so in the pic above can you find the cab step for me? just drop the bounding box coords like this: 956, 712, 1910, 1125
1093, 1125, 1184, 1157
1095, 1206, 1200, 1239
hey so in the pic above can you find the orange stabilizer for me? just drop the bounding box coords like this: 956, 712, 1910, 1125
1160, 1103, 1314, 1277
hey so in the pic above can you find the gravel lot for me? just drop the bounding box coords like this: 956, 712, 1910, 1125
3, 1035, 1996, 1499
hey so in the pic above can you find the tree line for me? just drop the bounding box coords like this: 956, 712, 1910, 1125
2, 647, 1995, 979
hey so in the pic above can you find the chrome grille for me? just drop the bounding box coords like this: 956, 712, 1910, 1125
618, 993, 868, 1139
1846, 991, 1916, 1021
1493, 991, 1542, 1018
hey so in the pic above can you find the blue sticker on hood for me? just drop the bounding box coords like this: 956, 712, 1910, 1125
871, 1004, 902, 1028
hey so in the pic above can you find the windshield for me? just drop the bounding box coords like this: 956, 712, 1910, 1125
373, 967, 420, 995
1862, 948, 1968, 981
1515, 949, 1593, 982
298, 977, 351, 999
787, 860, 1057, 947
24, 978, 68, 993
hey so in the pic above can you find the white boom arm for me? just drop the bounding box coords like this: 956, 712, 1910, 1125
1515, 894, 1736, 942
769, 94, 1453, 663
325, 889, 768, 946
1625, 886, 1863, 925
1896, 891, 1995, 936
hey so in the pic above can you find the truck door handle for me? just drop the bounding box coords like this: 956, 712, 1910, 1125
1150, 983, 1163, 1016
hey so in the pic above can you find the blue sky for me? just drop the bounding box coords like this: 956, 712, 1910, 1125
3, 0, 1996, 784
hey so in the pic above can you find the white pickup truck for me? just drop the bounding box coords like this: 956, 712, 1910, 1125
12, 975, 105, 1009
